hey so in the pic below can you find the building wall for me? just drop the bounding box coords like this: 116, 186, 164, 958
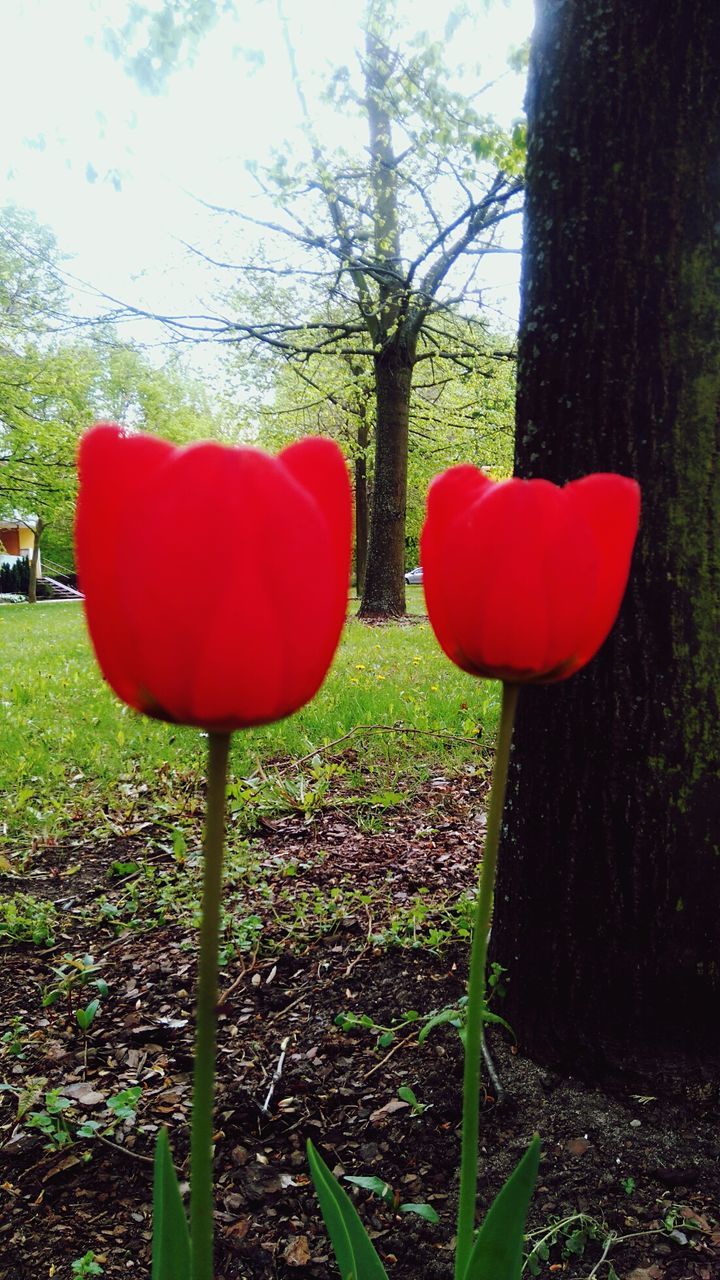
0, 528, 20, 555
18, 526, 35, 555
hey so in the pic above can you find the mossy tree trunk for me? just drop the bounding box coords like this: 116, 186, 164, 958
491, 0, 720, 1073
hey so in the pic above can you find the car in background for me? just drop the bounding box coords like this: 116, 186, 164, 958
404, 565, 423, 584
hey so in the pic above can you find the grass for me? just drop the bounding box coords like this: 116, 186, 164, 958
0, 593, 499, 847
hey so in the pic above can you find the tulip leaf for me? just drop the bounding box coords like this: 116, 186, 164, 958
152, 1127, 191, 1280
307, 1140, 390, 1280
462, 1135, 540, 1280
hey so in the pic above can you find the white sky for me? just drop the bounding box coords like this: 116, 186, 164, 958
0, 0, 535, 368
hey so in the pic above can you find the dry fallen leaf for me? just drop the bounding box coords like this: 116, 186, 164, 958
63, 1082, 106, 1107
565, 1137, 591, 1156
284, 1234, 312, 1266
369, 1098, 410, 1124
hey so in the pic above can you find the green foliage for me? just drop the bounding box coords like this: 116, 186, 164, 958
0, 892, 58, 945
334, 1008, 421, 1050
71, 1254, 104, 1278
396, 1084, 427, 1115
104, 0, 223, 95
307, 1140, 390, 1280
0, 599, 498, 844
25, 1089, 74, 1149
1, 1015, 30, 1059
343, 1173, 439, 1223
0, 206, 227, 569
0, 558, 30, 594
12, 1083, 144, 1151
463, 1136, 540, 1280
257, 318, 515, 562
152, 1128, 191, 1280
309, 1137, 538, 1280
42, 953, 108, 1010
524, 1212, 611, 1276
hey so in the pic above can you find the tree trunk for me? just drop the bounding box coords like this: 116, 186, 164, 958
491, 0, 720, 1075
27, 517, 45, 605
359, 341, 414, 616
359, 24, 411, 617
355, 413, 369, 596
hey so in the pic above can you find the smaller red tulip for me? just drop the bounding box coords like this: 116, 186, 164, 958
421, 467, 640, 683
75, 425, 351, 730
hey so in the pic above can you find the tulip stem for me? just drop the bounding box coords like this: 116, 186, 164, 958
455, 681, 520, 1280
191, 730, 231, 1280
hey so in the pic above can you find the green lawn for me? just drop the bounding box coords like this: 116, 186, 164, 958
0, 596, 499, 846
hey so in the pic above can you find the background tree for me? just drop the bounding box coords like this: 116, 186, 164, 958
251, 313, 515, 589
491, 0, 720, 1075
0, 207, 226, 591
108, 0, 524, 615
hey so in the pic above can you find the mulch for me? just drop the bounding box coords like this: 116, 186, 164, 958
1, 777, 718, 1280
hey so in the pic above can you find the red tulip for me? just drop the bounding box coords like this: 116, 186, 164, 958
421, 467, 640, 683
76, 425, 351, 729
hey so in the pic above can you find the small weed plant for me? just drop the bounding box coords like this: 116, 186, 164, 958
71, 1252, 104, 1277
0, 893, 58, 945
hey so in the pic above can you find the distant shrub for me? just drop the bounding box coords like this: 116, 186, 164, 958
0, 558, 30, 595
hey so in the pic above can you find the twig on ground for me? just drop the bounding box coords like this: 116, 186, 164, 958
267, 992, 309, 1023
275, 724, 482, 775
363, 1030, 418, 1082
261, 1036, 290, 1113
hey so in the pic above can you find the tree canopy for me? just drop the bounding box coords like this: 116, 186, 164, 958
105, 0, 525, 613
0, 207, 225, 578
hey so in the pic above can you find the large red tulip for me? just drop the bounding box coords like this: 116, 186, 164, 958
421, 466, 640, 683
76, 425, 352, 729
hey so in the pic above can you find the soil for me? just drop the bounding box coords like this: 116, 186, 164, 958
1, 777, 718, 1280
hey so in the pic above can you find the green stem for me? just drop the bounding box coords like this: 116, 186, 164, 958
454, 682, 520, 1280
190, 730, 231, 1280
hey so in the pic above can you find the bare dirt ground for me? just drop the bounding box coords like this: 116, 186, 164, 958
1, 779, 718, 1280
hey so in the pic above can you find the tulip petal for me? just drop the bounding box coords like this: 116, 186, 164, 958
76, 429, 352, 731
76, 424, 177, 710
420, 466, 640, 684
279, 437, 352, 697
114, 445, 287, 725
450, 479, 559, 677
559, 473, 641, 674
421, 466, 492, 673
191, 449, 341, 726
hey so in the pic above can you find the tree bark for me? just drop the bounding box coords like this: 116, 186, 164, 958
359, 25, 412, 616
359, 340, 415, 615
355, 412, 369, 596
491, 0, 720, 1075
27, 517, 45, 605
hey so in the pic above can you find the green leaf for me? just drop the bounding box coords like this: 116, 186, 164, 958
463, 1135, 540, 1280
307, 1140, 389, 1280
400, 1202, 439, 1223
152, 1128, 191, 1280
481, 1009, 516, 1042
397, 1085, 420, 1109
77, 1120, 101, 1137
417, 1007, 462, 1043
76, 999, 100, 1030
344, 1174, 394, 1206
109, 860, 140, 878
